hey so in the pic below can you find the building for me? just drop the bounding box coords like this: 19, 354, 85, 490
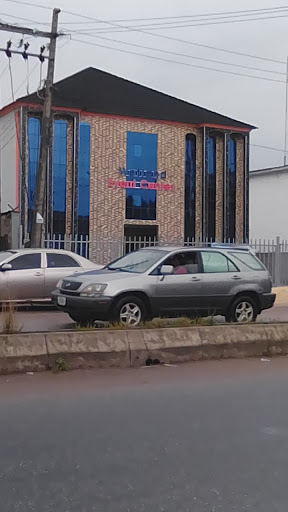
0, 67, 254, 262
250, 165, 288, 241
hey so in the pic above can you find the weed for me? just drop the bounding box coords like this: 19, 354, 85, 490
72, 316, 214, 331
0, 302, 21, 334
54, 357, 69, 372
74, 323, 97, 331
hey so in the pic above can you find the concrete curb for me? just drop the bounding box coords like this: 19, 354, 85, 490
1, 323, 288, 374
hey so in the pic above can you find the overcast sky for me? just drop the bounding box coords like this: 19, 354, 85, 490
0, 0, 287, 170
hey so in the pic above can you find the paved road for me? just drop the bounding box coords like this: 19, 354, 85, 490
0, 305, 287, 333
1, 359, 288, 511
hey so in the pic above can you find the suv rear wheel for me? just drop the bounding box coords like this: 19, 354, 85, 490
226, 295, 258, 323
112, 296, 147, 327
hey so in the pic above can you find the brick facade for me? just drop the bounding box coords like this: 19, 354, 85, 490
21, 111, 248, 261
81, 114, 247, 253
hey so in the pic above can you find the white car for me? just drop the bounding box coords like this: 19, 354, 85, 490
0, 248, 102, 303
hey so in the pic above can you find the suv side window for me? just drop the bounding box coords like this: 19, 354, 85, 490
201, 251, 238, 273
161, 251, 200, 274
9, 253, 41, 270
229, 251, 265, 271
47, 253, 80, 268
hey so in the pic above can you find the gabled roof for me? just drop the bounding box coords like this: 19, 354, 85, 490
18, 67, 254, 130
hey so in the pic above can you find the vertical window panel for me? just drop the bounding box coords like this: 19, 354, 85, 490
125, 132, 157, 220
52, 120, 67, 235
226, 138, 236, 241
184, 134, 196, 240
205, 136, 216, 241
78, 123, 90, 235
27, 118, 41, 233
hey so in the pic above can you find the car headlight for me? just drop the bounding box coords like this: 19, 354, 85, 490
80, 283, 107, 297
56, 279, 63, 289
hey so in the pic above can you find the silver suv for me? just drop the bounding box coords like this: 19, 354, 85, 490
52, 247, 275, 326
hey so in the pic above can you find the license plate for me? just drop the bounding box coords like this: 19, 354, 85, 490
57, 296, 67, 307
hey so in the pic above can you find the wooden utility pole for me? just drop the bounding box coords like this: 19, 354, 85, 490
30, 8, 60, 247
0, 10, 61, 247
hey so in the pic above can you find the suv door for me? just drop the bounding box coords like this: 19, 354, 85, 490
155, 251, 203, 315
3, 252, 44, 300
44, 252, 82, 295
200, 251, 240, 314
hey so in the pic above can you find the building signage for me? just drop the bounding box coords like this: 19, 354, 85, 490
108, 178, 174, 191
119, 167, 167, 180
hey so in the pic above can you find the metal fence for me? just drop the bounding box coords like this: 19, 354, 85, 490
44, 234, 288, 286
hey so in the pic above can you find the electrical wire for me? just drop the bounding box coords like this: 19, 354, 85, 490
0, 11, 49, 26
62, 11, 286, 66
71, 36, 286, 84
0, 124, 16, 148
8, 58, 14, 102
2, 1, 288, 25
74, 11, 288, 34
26, 59, 29, 94
1, 0, 285, 65
251, 144, 285, 152
0, 119, 15, 138
0, 62, 9, 79
61, 6, 288, 25
0, 131, 16, 152
68, 31, 286, 77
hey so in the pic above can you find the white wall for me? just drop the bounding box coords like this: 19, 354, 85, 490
250, 170, 288, 240
0, 111, 17, 212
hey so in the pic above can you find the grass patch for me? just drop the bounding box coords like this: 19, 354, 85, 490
73, 316, 214, 331
0, 302, 21, 334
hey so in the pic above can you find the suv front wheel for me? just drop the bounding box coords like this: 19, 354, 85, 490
226, 295, 258, 323
112, 296, 147, 327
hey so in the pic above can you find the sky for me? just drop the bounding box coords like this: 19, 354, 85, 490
0, 0, 288, 170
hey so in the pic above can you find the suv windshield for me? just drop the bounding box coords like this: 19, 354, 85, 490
107, 249, 168, 273
0, 251, 14, 263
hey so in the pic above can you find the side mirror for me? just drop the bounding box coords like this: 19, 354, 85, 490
0, 263, 12, 271
160, 264, 174, 275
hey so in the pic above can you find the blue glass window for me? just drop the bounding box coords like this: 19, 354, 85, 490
184, 134, 196, 240
126, 132, 157, 220
52, 120, 67, 235
205, 136, 216, 241
226, 138, 236, 241
78, 123, 90, 235
27, 118, 41, 232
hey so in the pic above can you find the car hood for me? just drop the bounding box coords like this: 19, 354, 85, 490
65, 268, 141, 283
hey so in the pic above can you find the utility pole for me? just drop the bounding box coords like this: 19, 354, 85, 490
0, 9, 61, 247
30, 8, 60, 247
284, 56, 288, 166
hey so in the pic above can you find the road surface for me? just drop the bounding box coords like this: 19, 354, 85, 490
0, 305, 287, 332
1, 359, 288, 511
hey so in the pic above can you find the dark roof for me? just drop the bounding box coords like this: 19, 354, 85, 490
19, 67, 255, 130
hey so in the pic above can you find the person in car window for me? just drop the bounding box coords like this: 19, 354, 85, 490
170, 255, 187, 274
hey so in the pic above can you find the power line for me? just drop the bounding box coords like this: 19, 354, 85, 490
71, 36, 286, 84
0, 62, 8, 79
68, 31, 286, 77
75, 10, 288, 34
3, 1, 288, 25
62, 11, 286, 66
0, 11, 49, 26
1, 0, 52, 11
251, 144, 285, 152
1, 0, 285, 65
0, 119, 15, 138
8, 58, 14, 101
61, 6, 288, 25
